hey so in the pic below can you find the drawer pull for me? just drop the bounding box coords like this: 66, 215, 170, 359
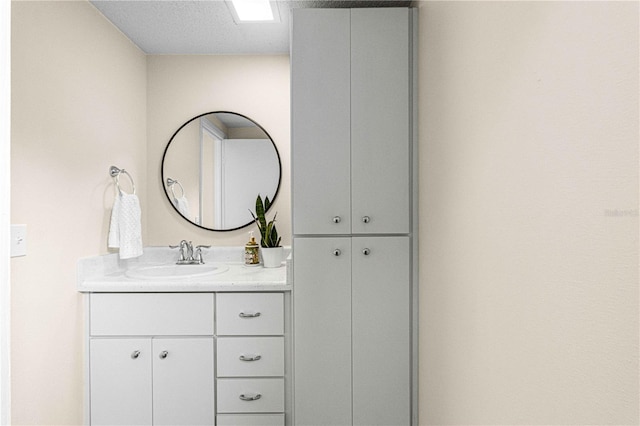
239, 393, 262, 401
131, 350, 140, 359
239, 312, 261, 318
239, 354, 262, 362
159, 351, 168, 359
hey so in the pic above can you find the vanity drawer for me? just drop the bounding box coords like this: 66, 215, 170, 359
217, 414, 284, 426
217, 337, 284, 377
216, 293, 284, 336
90, 293, 214, 336
217, 378, 284, 413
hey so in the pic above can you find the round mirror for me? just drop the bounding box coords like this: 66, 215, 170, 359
161, 111, 281, 231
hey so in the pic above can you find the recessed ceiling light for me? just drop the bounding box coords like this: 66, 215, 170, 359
227, 0, 280, 23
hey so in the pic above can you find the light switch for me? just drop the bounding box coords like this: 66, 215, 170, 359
11, 224, 27, 257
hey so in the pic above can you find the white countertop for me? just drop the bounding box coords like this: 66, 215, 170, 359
77, 246, 291, 293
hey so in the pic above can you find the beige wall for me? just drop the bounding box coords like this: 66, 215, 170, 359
418, 1, 639, 424
146, 55, 291, 247
10, 1, 146, 424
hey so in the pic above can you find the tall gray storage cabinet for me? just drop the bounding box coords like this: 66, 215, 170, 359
291, 8, 417, 426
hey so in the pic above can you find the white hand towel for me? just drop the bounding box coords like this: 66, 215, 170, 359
108, 194, 121, 249
108, 193, 143, 259
118, 193, 143, 259
173, 196, 190, 218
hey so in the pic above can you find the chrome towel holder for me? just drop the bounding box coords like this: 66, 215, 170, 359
110, 165, 136, 195
166, 177, 185, 199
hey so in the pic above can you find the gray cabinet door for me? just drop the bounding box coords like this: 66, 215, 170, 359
293, 237, 352, 425
352, 236, 411, 425
292, 8, 411, 236
292, 9, 351, 236
351, 9, 411, 235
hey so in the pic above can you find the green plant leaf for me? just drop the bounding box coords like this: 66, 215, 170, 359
255, 195, 267, 231
253, 194, 280, 247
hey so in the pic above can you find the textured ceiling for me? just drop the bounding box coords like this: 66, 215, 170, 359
90, 0, 413, 55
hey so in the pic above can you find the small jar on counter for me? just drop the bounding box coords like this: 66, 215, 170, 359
244, 232, 260, 266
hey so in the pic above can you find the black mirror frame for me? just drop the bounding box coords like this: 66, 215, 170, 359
161, 111, 282, 232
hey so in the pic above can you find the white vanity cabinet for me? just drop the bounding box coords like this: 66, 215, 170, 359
292, 8, 411, 236
88, 293, 215, 426
86, 291, 288, 426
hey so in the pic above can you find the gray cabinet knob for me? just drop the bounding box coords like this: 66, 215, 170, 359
362, 248, 371, 256
332, 216, 341, 224
159, 351, 168, 359
333, 249, 342, 256
131, 351, 140, 359
362, 216, 371, 223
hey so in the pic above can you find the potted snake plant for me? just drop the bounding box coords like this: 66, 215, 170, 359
250, 195, 283, 267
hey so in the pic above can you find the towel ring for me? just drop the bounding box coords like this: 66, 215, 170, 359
110, 165, 136, 195
166, 178, 185, 199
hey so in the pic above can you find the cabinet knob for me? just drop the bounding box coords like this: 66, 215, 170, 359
239, 354, 262, 362
332, 216, 341, 224
239, 312, 261, 318
362, 248, 371, 256
159, 351, 168, 359
362, 216, 371, 223
333, 249, 342, 257
239, 393, 262, 401
131, 350, 140, 359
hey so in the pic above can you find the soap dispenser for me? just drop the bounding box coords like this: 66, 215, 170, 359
244, 231, 260, 266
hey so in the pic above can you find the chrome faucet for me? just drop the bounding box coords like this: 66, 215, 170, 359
170, 240, 211, 264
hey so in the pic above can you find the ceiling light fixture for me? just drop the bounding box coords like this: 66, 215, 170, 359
227, 0, 280, 23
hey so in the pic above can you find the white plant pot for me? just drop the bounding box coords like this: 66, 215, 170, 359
261, 247, 283, 268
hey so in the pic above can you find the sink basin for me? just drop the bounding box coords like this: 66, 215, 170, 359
125, 263, 229, 280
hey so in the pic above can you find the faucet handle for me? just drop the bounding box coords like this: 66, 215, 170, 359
169, 240, 189, 250
170, 241, 188, 261
194, 245, 210, 264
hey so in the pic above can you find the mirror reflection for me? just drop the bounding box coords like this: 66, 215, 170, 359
162, 112, 281, 231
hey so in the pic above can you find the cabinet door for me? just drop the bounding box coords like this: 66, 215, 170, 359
292, 9, 351, 235
152, 338, 214, 426
352, 236, 411, 425
351, 8, 411, 235
294, 237, 352, 425
90, 338, 152, 426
